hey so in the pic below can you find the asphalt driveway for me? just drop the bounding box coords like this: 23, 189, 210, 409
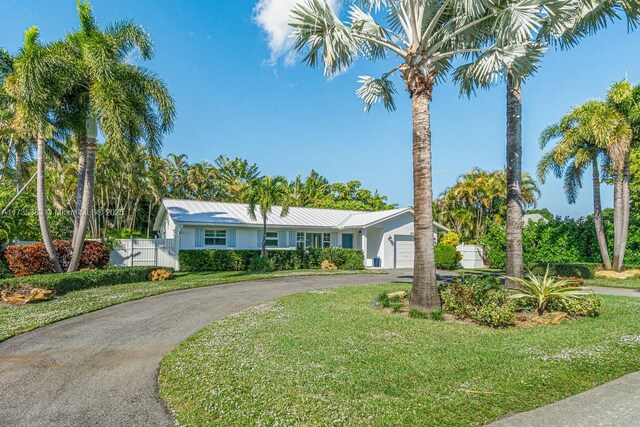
0, 271, 412, 427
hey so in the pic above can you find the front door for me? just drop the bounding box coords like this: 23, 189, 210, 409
342, 233, 353, 249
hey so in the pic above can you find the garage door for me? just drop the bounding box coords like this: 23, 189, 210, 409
394, 235, 414, 269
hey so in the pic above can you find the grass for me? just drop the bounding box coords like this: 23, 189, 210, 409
160, 283, 640, 427
0, 269, 381, 343
587, 277, 640, 291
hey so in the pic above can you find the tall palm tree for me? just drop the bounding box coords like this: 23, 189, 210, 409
3, 28, 68, 272
289, 0, 539, 310
63, 0, 175, 272
247, 176, 291, 257
454, 0, 638, 280
538, 100, 631, 270
215, 155, 260, 202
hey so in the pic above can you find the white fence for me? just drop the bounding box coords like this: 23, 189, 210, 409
110, 238, 179, 270
456, 243, 485, 269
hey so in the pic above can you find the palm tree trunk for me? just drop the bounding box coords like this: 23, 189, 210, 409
613, 169, 625, 271
36, 135, 62, 273
72, 136, 87, 243
618, 157, 631, 268
68, 135, 97, 272
505, 74, 524, 283
408, 80, 440, 311
262, 217, 267, 258
14, 145, 23, 192
592, 159, 611, 270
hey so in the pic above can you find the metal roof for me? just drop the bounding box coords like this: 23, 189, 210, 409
153, 199, 426, 230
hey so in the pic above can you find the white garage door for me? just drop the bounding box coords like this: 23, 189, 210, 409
394, 235, 414, 269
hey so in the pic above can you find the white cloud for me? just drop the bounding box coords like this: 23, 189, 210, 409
254, 0, 341, 66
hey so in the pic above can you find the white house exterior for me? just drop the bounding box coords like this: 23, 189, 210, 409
153, 199, 449, 269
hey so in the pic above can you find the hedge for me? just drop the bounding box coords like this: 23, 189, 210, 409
0, 266, 167, 294
434, 244, 462, 270
527, 262, 598, 279
179, 248, 365, 272
5, 240, 110, 277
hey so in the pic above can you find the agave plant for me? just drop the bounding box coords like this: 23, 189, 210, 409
507, 266, 592, 316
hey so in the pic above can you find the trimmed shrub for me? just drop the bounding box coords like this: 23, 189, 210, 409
0, 266, 166, 294
248, 256, 275, 273
434, 244, 462, 270
440, 231, 461, 247
0, 250, 12, 279
548, 294, 602, 317
179, 248, 365, 272
475, 302, 516, 328
528, 262, 598, 279
5, 240, 111, 277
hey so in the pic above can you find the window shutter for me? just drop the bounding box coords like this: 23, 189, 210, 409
278, 231, 287, 248
257, 229, 263, 247
195, 229, 204, 247
228, 229, 236, 247
331, 232, 338, 247
289, 231, 297, 248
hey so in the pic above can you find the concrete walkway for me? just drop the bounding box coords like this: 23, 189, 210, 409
0, 271, 412, 427
488, 371, 640, 426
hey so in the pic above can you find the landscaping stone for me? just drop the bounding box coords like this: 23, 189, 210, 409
386, 291, 407, 299
532, 311, 567, 325
1, 288, 54, 305
595, 269, 640, 280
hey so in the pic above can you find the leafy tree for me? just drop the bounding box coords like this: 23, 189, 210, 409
289, 0, 534, 310
247, 176, 290, 257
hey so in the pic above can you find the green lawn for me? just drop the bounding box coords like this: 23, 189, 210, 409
160, 283, 640, 427
587, 277, 640, 291
0, 269, 380, 343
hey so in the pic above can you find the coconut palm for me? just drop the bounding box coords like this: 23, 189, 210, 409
3, 28, 69, 272
215, 155, 261, 202
538, 100, 631, 270
247, 176, 291, 257
454, 0, 639, 280
63, 0, 175, 272
289, 0, 543, 310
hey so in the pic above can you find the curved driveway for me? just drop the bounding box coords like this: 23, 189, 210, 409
0, 271, 412, 427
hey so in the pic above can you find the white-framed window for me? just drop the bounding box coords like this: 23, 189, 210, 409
205, 230, 226, 246
296, 232, 305, 249
323, 233, 331, 248
265, 231, 279, 247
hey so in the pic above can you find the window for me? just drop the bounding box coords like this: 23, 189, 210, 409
265, 231, 279, 247
296, 232, 305, 249
323, 233, 331, 248
305, 233, 322, 248
205, 230, 226, 246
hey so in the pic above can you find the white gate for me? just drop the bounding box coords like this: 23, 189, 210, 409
110, 238, 178, 269
456, 243, 484, 269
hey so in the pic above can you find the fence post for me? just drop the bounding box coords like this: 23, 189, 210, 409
129, 236, 134, 267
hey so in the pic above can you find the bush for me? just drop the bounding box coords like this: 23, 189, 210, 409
430, 309, 444, 321
248, 256, 275, 273
440, 231, 461, 247
434, 245, 462, 270
548, 294, 602, 317
527, 262, 598, 279
0, 250, 12, 279
5, 240, 111, 277
0, 266, 165, 294
408, 308, 427, 319
179, 248, 365, 272
475, 302, 516, 328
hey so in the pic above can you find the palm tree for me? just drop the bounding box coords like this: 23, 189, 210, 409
63, 0, 175, 272
454, 0, 639, 280
247, 176, 290, 257
539, 100, 631, 270
3, 28, 68, 272
215, 155, 260, 202
289, 0, 538, 311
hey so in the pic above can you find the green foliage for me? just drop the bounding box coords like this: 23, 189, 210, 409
430, 309, 444, 321
0, 266, 163, 294
439, 231, 461, 247
547, 294, 602, 317
508, 268, 592, 316
248, 256, 276, 273
528, 262, 597, 279
434, 245, 462, 270
179, 249, 364, 272
439, 275, 514, 327
408, 308, 427, 319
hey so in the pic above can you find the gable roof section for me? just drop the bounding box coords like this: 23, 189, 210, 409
153, 199, 425, 231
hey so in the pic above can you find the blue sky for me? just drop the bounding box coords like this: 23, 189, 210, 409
2, 0, 639, 217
